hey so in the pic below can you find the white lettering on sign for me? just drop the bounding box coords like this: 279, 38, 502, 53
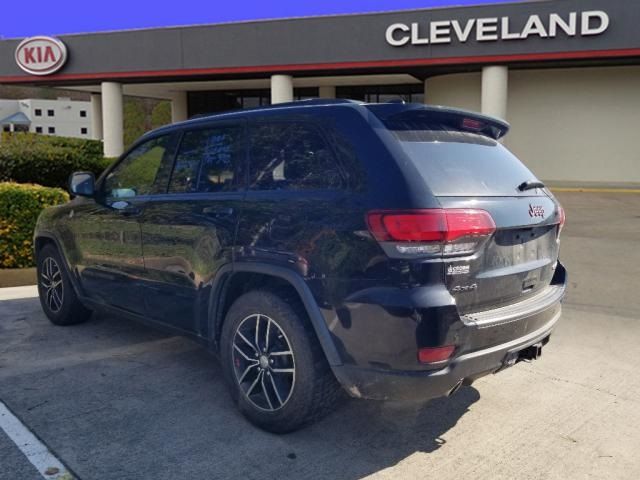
385, 11, 610, 46
14, 36, 67, 76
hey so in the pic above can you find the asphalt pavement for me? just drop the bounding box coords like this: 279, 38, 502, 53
0, 192, 639, 480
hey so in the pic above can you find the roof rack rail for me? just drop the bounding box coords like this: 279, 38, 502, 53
186, 98, 361, 121
260, 98, 361, 108
270, 98, 409, 106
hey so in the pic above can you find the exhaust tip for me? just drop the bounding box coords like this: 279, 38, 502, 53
447, 380, 464, 397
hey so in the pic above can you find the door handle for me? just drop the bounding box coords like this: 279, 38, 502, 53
202, 206, 234, 217
112, 202, 142, 216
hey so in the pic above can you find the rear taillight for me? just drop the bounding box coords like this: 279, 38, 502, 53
366, 209, 496, 258
556, 205, 566, 240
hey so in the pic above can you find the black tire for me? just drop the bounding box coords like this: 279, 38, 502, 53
220, 289, 342, 433
37, 244, 92, 326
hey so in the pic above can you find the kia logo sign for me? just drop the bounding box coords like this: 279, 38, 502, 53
15, 36, 67, 76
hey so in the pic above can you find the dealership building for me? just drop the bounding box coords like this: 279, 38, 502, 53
0, 0, 638, 185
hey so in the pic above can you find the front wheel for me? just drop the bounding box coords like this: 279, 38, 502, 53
37, 244, 92, 326
220, 289, 341, 433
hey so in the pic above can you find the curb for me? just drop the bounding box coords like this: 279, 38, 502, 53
0, 268, 37, 288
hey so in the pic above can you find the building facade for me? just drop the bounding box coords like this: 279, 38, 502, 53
0, 98, 92, 138
0, 0, 638, 185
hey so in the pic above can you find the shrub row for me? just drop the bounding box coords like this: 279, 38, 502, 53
0, 182, 69, 268
0, 132, 114, 189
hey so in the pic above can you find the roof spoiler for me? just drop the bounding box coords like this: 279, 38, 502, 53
367, 103, 510, 140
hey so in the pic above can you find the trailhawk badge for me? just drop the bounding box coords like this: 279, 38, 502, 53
15, 36, 67, 76
447, 264, 470, 276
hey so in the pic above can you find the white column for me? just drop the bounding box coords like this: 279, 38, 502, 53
171, 91, 188, 123
90, 93, 103, 140
481, 66, 508, 120
318, 86, 336, 99
271, 75, 293, 104
101, 82, 124, 158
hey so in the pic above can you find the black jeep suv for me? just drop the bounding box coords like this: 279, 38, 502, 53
34, 100, 566, 432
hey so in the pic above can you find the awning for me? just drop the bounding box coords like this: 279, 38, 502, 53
0, 111, 31, 126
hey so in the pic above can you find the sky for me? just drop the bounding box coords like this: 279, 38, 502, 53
0, 0, 522, 39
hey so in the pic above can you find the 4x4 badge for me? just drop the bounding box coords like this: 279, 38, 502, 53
528, 204, 545, 218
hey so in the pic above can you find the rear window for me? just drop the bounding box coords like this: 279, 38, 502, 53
383, 111, 540, 197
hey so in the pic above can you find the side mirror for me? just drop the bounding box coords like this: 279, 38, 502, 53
69, 172, 95, 197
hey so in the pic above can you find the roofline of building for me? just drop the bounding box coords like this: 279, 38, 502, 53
1, 47, 639, 85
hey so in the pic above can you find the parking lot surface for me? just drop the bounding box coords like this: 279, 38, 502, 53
1, 192, 639, 480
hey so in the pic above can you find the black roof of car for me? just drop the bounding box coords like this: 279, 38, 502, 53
148, 99, 510, 140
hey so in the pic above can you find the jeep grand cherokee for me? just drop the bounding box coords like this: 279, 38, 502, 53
34, 100, 566, 432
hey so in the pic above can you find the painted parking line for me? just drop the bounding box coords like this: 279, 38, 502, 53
0, 285, 38, 301
551, 187, 640, 194
0, 400, 74, 480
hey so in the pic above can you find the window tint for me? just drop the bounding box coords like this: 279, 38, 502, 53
249, 122, 342, 191
395, 132, 538, 197
104, 135, 174, 198
169, 126, 244, 193
382, 110, 538, 197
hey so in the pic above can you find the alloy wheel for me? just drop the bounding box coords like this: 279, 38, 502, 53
40, 257, 64, 313
232, 314, 295, 412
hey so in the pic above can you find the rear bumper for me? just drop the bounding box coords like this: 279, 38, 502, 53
329, 262, 567, 401
332, 307, 560, 401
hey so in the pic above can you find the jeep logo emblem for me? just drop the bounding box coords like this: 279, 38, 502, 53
528, 204, 545, 218
15, 36, 67, 76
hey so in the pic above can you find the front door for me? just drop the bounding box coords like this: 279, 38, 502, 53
70, 133, 178, 315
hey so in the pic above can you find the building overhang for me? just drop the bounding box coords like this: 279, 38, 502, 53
0, 0, 638, 87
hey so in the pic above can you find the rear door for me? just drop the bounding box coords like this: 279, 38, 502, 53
388, 118, 563, 314
138, 121, 246, 335
235, 117, 357, 284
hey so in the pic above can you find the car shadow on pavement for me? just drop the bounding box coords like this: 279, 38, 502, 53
0, 300, 481, 480
284, 386, 481, 479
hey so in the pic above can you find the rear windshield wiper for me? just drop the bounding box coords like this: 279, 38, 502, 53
518, 180, 546, 192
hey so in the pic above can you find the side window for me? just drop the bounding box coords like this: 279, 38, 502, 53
104, 135, 174, 198
168, 126, 244, 193
249, 122, 343, 191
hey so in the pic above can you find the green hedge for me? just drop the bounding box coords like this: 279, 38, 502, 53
0, 132, 114, 189
0, 182, 69, 268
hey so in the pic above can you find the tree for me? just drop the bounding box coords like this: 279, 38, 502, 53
123, 98, 146, 148
151, 101, 171, 129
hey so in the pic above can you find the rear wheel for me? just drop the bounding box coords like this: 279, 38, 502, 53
221, 289, 341, 433
37, 244, 92, 326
